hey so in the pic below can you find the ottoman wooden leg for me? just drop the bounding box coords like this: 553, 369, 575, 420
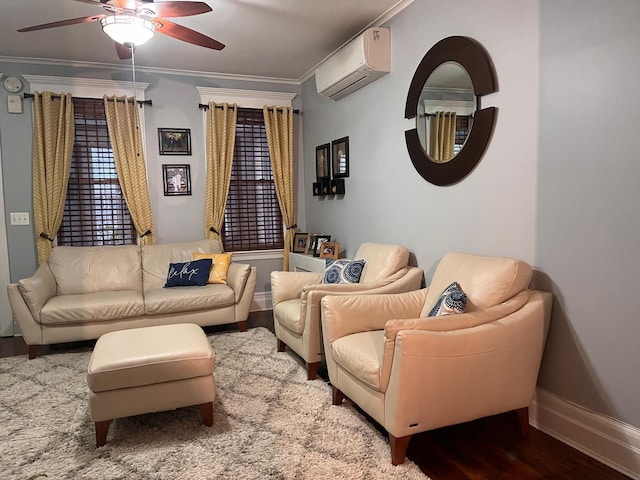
95, 419, 113, 447
199, 402, 213, 427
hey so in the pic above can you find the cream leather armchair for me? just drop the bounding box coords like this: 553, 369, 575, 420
270, 242, 424, 379
320, 252, 553, 465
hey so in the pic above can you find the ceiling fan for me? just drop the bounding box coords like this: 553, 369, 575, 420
17, 0, 225, 60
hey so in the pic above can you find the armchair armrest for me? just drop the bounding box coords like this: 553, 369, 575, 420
321, 289, 428, 344
17, 263, 56, 320
270, 270, 323, 305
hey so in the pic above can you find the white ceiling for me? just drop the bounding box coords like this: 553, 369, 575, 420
0, 0, 411, 82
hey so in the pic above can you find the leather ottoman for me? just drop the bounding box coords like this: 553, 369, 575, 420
87, 323, 216, 447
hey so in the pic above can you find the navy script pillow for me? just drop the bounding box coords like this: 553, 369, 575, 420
323, 258, 366, 284
428, 281, 467, 316
164, 258, 213, 287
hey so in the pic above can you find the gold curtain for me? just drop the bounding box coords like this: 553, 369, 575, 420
32, 91, 75, 264
103, 95, 156, 245
263, 105, 295, 271
204, 102, 237, 241
429, 111, 457, 163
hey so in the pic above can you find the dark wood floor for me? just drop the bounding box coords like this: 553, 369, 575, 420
1, 311, 630, 480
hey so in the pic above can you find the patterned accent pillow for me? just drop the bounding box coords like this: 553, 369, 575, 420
428, 281, 467, 316
322, 258, 366, 284
164, 259, 212, 287
193, 252, 233, 284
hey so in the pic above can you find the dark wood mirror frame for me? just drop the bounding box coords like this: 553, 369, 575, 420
405, 36, 498, 186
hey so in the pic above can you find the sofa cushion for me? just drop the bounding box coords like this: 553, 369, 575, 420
193, 252, 232, 284
427, 281, 467, 317
332, 330, 385, 392
40, 290, 144, 325
273, 299, 303, 334
142, 239, 224, 291
164, 259, 212, 287
144, 284, 235, 316
322, 258, 366, 284
49, 245, 141, 295
353, 243, 409, 284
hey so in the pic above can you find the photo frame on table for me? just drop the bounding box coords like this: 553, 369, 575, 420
312, 235, 332, 257
293, 232, 310, 253
159, 128, 192, 155
316, 143, 330, 180
319, 241, 340, 260
162, 164, 191, 196
331, 136, 349, 178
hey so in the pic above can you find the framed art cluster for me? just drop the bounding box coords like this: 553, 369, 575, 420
159, 128, 192, 196
313, 136, 349, 197
293, 233, 337, 257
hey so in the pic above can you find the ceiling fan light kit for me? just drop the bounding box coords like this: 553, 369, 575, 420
100, 15, 155, 47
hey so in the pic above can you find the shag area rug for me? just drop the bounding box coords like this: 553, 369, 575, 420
0, 327, 429, 480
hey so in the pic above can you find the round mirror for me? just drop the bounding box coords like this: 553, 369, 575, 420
416, 62, 476, 163
405, 36, 497, 186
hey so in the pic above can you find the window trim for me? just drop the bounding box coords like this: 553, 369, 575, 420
196, 87, 296, 259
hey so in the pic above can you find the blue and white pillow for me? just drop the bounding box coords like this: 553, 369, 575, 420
164, 258, 212, 287
323, 258, 366, 284
428, 281, 467, 316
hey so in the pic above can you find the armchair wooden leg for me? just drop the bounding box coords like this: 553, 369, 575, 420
388, 433, 412, 465
199, 402, 213, 427
28, 345, 41, 360
95, 419, 113, 447
331, 386, 345, 405
277, 339, 286, 352
306, 361, 320, 380
514, 406, 530, 436
237, 320, 247, 332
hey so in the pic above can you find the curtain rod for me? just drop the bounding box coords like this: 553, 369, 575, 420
198, 103, 299, 114
23, 92, 152, 107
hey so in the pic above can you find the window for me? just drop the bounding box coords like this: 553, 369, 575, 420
57, 98, 136, 246
454, 116, 471, 155
222, 108, 283, 251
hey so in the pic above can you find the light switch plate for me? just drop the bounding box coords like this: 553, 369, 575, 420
10, 212, 30, 225
7, 95, 22, 114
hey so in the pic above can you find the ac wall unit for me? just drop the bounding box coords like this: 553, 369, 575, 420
316, 27, 390, 101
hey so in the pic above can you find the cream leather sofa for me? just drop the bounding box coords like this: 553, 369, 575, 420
271, 242, 424, 379
7, 239, 257, 359
320, 252, 553, 465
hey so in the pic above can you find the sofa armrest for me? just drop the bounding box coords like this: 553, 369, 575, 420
320, 289, 428, 344
227, 262, 252, 302
270, 270, 323, 305
17, 263, 56, 321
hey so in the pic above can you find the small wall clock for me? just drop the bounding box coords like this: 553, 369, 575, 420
4, 76, 23, 93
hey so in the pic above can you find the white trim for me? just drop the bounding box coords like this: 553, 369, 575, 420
530, 388, 640, 479
0, 56, 301, 85
196, 87, 296, 108
22, 75, 149, 99
232, 249, 283, 262
0, 125, 14, 337
250, 291, 272, 312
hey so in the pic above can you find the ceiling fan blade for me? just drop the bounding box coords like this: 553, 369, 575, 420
155, 19, 225, 50
17, 15, 104, 33
145, 2, 212, 18
115, 42, 133, 59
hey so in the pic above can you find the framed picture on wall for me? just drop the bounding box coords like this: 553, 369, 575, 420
331, 136, 349, 178
316, 143, 330, 180
162, 164, 191, 196
158, 128, 192, 155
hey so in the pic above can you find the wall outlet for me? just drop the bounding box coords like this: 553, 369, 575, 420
10, 212, 30, 225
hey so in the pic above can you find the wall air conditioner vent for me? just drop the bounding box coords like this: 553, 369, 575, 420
315, 28, 390, 101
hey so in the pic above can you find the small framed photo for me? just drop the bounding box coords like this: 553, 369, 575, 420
319, 241, 340, 260
316, 143, 330, 180
159, 128, 192, 155
312, 235, 332, 257
331, 136, 349, 178
163, 164, 191, 196
293, 232, 310, 253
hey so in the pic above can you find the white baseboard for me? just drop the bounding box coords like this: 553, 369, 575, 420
250, 291, 272, 312
530, 388, 640, 479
